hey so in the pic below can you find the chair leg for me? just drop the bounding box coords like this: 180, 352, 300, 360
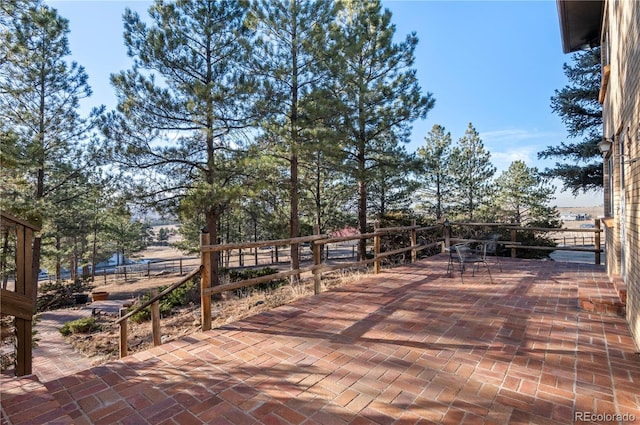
495, 256, 502, 272
484, 262, 493, 284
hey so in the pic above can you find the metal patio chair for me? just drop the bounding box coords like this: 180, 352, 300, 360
475, 234, 503, 272
454, 243, 493, 284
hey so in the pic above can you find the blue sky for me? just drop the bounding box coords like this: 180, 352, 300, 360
47, 0, 603, 207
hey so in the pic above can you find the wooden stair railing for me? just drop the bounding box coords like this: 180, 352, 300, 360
0, 212, 40, 376
115, 266, 201, 358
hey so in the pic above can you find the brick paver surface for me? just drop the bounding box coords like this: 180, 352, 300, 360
2, 255, 639, 424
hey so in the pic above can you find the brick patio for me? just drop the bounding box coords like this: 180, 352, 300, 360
1, 255, 639, 424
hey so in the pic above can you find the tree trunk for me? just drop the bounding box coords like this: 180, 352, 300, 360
357, 139, 367, 261
358, 179, 367, 261
205, 208, 220, 300
91, 218, 98, 282
55, 235, 61, 281
289, 5, 301, 284
290, 152, 300, 282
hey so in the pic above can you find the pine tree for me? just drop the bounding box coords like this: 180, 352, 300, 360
367, 142, 421, 220
248, 0, 340, 277
0, 2, 103, 283
105, 0, 258, 290
416, 124, 455, 220
538, 48, 602, 194
450, 123, 496, 221
493, 161, 558, 225
331, 0, 435, 259
300, 144, 351, 234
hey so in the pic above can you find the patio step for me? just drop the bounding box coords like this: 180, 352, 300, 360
0, 374, 75, 424
578, 276, 626, 317
611, 274, 627, 304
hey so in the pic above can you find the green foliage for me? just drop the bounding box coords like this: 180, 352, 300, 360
37, 280, 94, 312
449, 123, 496, 221
157, 228, 170, 245
416, 124, 455, 220
492, 161, 559, 226
101, 202, 147, 265
129, 280, 199, 323
59, 317, 100, 336
220, 267, 287, 296
513, 229, 557, 260
330, 0, 435, 259
367, 145, 422, 220
105, 0, 258, 246
1, 1, 104, 283
539, 48, 602, 194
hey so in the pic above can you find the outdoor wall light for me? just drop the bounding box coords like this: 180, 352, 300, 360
598, 138, 613, 154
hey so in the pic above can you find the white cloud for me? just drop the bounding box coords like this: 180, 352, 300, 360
481, 128, 565, 173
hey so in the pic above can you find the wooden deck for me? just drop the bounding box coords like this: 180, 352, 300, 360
1, 254, 639, 424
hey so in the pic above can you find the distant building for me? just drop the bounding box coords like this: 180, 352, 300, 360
560, 213, 589, 221
558, 0, 640, 348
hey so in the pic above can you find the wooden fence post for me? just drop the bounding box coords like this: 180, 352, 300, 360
119, 308, 128, 358
200, 231, 212, 331
14, 223, 33, 376
510, 229, 517, 258
374, 222, 381, 274
151, 289, 161, 346
595, 219, 601, 265
313, 225, 322, 295
410, 219, 417, 263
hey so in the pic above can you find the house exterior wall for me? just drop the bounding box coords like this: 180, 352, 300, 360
601, 0, 640, 349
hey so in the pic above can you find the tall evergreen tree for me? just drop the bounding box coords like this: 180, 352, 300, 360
248, 0, 339, 278
367, 142, 420, 220
538, 48, 602, 194
416, 124, 454, 220
493, 160, 558, 225
0, 2, 103, 284
450, 123, 496, 221
300, 142, 351, 234
104, 0, 257, 290
331, 0, 434, 259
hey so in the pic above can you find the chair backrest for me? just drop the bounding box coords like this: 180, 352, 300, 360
484, 234, 500, 255
454, 243, 472, 260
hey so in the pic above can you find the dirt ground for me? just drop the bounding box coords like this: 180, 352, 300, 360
65, 258, 365, 364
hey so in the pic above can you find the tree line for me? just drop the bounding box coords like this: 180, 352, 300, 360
1, 0, 596, 284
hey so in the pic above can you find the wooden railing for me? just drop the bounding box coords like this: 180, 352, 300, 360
199, 221, 442, 331
447, 220, 603, 264
0, 212, 40, 376
115, 219, 604, 358
115, 266, 201, 358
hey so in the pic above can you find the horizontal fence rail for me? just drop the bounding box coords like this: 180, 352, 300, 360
448, 220, 603, 263
116, 266, 201, 358
115, 219, 604, 357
